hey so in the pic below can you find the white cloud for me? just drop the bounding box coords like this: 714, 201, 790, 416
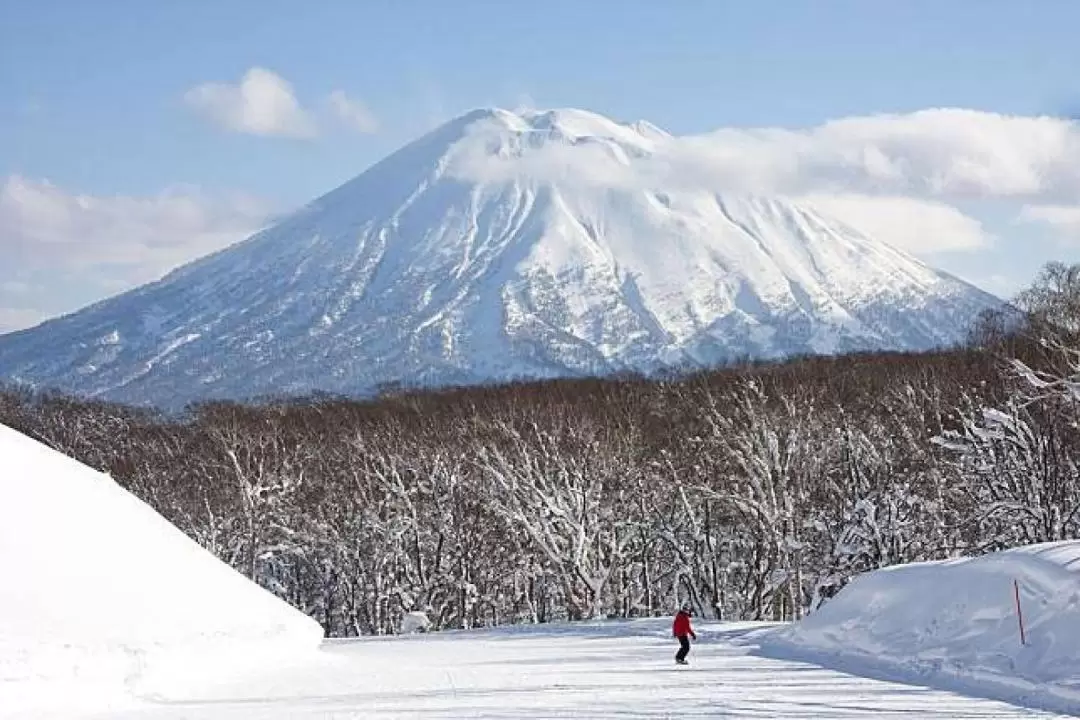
666, 109, 1080, 200
0, 175, 274, 332
327, 90, 379, 134
798, 194, 992, 255
184, 67, 317, 138
444, 107, 1080, 257
0, 175, 271, 269
1017, 204, 1080, 242
452, 108, 1080, 201
184, 69, 383, 138
788, 109, 1079, 199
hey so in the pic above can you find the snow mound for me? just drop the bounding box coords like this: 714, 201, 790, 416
764, 541, 1080, 714
0, 423, 324, 715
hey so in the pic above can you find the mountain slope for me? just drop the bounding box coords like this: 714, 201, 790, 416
0, 108, 1001, 407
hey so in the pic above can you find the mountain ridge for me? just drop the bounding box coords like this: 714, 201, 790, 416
0, 106, 1002, 408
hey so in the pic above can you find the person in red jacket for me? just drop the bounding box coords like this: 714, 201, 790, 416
672, 601, 696, 665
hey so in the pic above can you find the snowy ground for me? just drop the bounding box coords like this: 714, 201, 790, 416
63, 619, 1064, 720
768, 540, 1080, 716
4, 423, 1076, 718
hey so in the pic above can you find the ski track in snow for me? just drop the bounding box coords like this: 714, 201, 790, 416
72, 620, 1063, 720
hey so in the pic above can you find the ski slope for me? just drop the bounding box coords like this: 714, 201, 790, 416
58, 619, 1063, 719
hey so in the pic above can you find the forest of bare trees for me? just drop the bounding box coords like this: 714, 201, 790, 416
5, 263, 1080, 638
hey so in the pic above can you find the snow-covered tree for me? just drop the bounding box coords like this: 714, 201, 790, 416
478, 417, 639, 620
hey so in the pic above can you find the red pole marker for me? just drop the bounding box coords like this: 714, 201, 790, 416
1014, 579, 1026, 646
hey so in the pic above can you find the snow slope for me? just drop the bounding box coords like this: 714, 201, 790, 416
762, 541, 1080, 715
0, 423, 324, 716
0, 107, 1002, 408
68, 619, 1059, 719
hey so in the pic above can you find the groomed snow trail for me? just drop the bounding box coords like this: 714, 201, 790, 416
83, 620, 1062, 719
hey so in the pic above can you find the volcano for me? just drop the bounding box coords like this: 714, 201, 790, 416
0, 108, 1001, 408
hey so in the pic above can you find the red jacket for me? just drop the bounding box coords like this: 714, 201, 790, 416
673, 610, 695, 638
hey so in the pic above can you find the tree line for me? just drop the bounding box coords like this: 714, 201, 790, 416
3, 262, 1080, 637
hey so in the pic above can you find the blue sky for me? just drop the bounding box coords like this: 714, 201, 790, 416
3, 0, 1080, 331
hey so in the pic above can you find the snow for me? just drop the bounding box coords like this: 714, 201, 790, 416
0, 107, 1001, 408
53, 620, 1061, 719
399, 610, 432, 634
1, 439, 1068, 720
763, 541, 1080, 715
0, 423, 324, 716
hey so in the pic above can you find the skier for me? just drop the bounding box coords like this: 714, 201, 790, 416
672, 601, 696, 665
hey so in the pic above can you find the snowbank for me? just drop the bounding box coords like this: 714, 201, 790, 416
0, 423, 324, 715
763, 541, 1080, 714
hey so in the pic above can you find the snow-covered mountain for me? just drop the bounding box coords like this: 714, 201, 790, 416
0, 107, 1001, 408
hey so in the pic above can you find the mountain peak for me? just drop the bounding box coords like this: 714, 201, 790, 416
438, 106, 670, 148
515, 107, 668, 140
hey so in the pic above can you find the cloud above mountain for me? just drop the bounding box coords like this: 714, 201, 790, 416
183, 67, 380, 139
799, 194, 991, 255
455, 108, 1080, 200
449, 107, 1080, 259
327, 90, 379, 134
184, 67, 318, 138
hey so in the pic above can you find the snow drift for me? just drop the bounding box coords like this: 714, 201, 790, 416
0, 423, 324, 714
764, 541, 1080, 714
